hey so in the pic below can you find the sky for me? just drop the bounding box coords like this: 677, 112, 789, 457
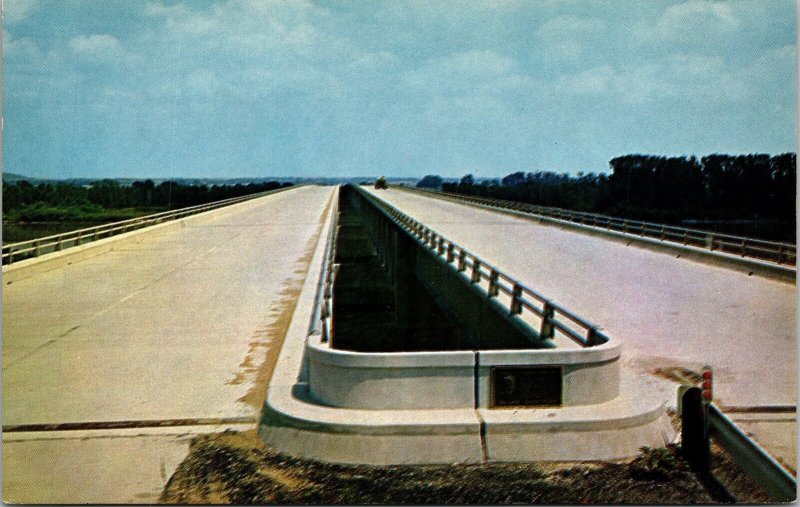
2, 0, 797, 179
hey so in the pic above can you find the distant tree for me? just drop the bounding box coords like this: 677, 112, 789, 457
416, 175, 444, 189
501, 171, 526, 187
459, 174, 475, 187
770, 153, 796, 218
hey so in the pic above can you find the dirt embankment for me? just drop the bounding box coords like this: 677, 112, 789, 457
160, 430, 715, 504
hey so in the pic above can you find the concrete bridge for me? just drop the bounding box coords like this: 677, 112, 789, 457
363, 187, 796, 409
3, 184, 795, 502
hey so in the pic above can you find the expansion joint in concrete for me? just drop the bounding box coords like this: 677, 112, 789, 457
3, 416, 257, 433
473, 351, 488, 463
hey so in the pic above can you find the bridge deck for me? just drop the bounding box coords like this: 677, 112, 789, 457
365, 187, 796, 410
2, 185, 334, 502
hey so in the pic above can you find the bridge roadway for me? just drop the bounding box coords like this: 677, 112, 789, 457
2, 185, 335, 503
365, 187, 796, 466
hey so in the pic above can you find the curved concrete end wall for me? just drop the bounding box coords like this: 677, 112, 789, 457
307, 336, 475, 409
260, 375, 673, 465
477, 344, 621, 407
483, 412, 674, 462
261, 381, 484, 465
308, 335, 622, 410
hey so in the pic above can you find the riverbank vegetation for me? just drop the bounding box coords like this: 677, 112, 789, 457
2, 179, 292, 243
419, 153, 796, 241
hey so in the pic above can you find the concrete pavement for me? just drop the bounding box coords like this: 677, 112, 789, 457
2, 185, 334, 503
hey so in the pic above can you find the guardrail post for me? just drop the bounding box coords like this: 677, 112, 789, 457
586, 325, 602, 346
437, 237, 446, 256
444, 243, 454, 264
778, 245, 785, 265
471, 260, 482, 284
510, 284, 523, 315
320, 294, 330, 339
55, 235, 63, 252
33, 240, 40, 257
457, 250, 467, 272
741, 239, 747, 257
540, 301, 555, 340
487, 270, 499, 297
708, 234, 716, 251
623, 220, 629, 234
660, 225, 666, 240
681, 387, 710, 481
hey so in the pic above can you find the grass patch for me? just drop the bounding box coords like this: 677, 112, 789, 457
160, 430, 714, 504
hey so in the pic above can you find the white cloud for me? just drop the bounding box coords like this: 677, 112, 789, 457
536, 15, 606, 60
403, 50, 521, 92
349, 51, 399, 72
536, 15, 606, 39
744, 44, 797, 78
144, 1, 189, 18
655, 0, 741, 42
557, 52, 749, 104
185, 68, 222, 95
3, 0, 39, 24
69, 34, 125, 59
558, 65, 618, 95
3, 29, 42, 62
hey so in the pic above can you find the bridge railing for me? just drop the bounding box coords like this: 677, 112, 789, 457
2, 185, 298, 266
357, 185, 609, 348
394, 186, 796, 266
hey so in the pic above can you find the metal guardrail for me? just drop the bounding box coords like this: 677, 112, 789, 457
2, 185, 299, 266
317, 196, 340, 345
356, 185, 609, 348
395, 186, 797, 267
680, 386, 796, 502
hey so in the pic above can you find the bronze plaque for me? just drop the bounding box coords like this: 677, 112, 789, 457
492, 366, 562, 407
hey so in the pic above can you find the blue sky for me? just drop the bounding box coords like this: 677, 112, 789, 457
3, 0, 797, 179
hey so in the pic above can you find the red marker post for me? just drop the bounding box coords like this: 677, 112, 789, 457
701, 365, 713, 402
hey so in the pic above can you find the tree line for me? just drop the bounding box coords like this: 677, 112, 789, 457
3, 179, 292, 222
418, 153, 796, 241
